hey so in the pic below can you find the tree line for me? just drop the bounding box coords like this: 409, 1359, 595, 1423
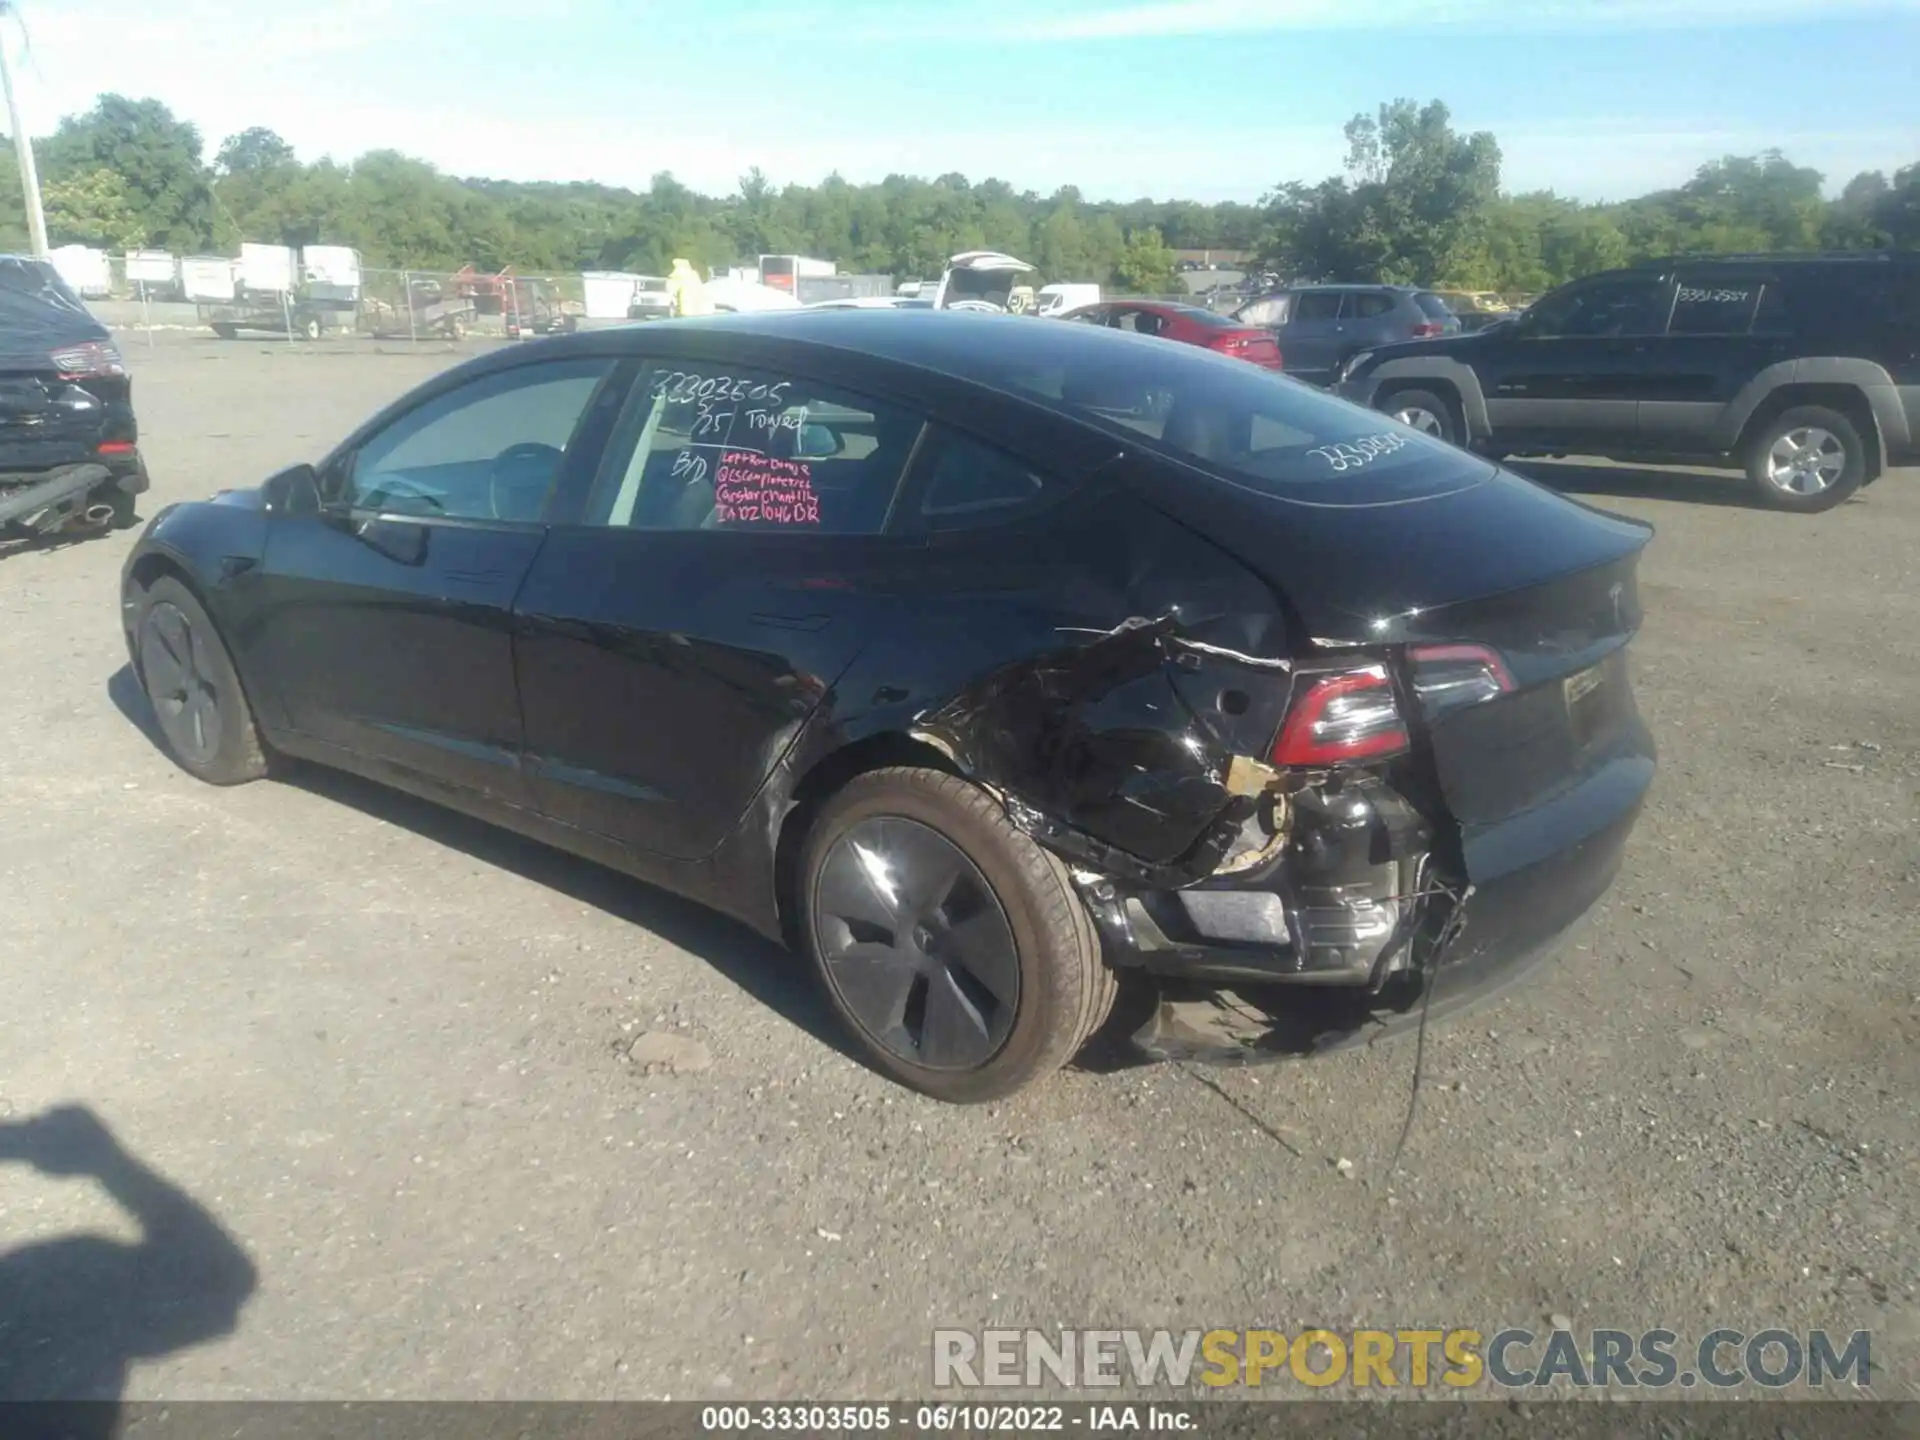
3, 94, 1915, 296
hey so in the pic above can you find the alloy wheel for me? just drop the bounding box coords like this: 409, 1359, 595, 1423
812, 817, 1020, 1071
139, 601, 225, 765
1764, 427, 1846, 495
1393, 404, 1446, 437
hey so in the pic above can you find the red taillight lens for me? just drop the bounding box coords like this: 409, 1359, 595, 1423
1409, 322, 1444, 338
51, 340, 127, 378
1271, 666, 1410, 767
96, 440, 136, 455
1407, 643, 1515, 715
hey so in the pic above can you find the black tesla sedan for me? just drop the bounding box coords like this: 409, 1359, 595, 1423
119, 310, 1656, 1102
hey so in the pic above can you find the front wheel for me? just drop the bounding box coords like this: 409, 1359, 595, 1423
1746, 406, 1865, 513
131, 575, 271, 786
799, 767, 1116, 1103
1381, 387, 1460, 446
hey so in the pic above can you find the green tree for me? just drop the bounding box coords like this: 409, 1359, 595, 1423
43, 167, 146, 248
1115, 225, 1178, 294
39, 95, 215, 249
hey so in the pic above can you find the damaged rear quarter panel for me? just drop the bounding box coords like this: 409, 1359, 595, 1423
798, 485, 1302, 875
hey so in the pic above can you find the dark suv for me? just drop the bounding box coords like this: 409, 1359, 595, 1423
1, 255, 149, 540
1233, 284, 1460, 386
1335, 253, 1920, 513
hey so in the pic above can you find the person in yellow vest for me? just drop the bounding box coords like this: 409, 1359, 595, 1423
667, 258, 714, 317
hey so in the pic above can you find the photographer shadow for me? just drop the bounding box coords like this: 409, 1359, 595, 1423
0, 1106, 258, 1433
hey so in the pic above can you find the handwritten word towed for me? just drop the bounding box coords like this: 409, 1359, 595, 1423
715, 450, 820, 526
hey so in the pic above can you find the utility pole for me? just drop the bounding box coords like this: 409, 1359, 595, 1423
0, 5, 49, 258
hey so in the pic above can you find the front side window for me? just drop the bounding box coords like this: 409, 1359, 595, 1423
1527, 276, 1672, 339
1236, 295, 1289, 327
345, 358, 614, 521
585, 361, 922, 535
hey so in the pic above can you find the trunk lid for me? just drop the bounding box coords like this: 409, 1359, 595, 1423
1123, 459, 1656, 879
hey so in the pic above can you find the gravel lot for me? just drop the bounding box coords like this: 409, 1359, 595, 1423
2, 332, 1916, 1403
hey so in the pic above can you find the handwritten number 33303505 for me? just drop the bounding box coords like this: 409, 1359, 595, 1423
649, 372, 792, 408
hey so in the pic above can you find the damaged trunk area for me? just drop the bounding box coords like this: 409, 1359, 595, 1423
914, 543, 1653, 1063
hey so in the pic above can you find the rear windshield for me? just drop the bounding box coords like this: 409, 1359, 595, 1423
1413, 292, 1455, 320
940, 321, 1484, 498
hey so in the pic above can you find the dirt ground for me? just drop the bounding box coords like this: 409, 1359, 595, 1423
1, 331, 1915, 1403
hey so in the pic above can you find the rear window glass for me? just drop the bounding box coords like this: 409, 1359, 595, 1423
1236, 295, 1289, 327
1413, 292, 1455, 319
935, 321, 1482, 499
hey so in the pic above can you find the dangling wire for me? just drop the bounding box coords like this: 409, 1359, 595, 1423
1387, 881, 1473, 1179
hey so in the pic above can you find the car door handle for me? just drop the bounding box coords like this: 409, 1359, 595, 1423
750, 612, 831, 632
444, 567, 507, 585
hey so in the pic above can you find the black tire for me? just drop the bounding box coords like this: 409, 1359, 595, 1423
1379, 386, 1460, 446
130, 575, 270, 786
211, 323, 237, 340
799, 766, 1116, 1103
1744, 405, 1865, 514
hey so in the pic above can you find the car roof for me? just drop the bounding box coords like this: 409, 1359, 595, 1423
480, 307, 1223, 377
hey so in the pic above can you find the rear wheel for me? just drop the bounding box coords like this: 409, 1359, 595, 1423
1382, 387, 1460, 446
1746, 406, 1864, 513
131, 576, 270, 786
800, 767, 1115, 1103
298, 315, 323, 341
211, 323, 238, 339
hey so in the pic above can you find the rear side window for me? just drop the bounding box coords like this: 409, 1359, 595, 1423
917, 429, 1065, 530
1669, 278, 1764, 335
1413, 292, 1455, 320
1776, 265, 1905, 338
1291, 291, 1342, 322
586, 361, 922, 534
1177, 306, 1242, 329
942, 319, 1483, 500
1348, 292, 1397, 319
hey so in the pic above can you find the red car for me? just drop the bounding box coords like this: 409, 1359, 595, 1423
1062, 300, 1283, 370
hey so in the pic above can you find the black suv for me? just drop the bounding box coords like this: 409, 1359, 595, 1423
1335, 253, 1920, 513
1, 255, 149, 540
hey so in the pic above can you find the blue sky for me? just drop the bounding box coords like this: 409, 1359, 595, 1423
9, 0, 1918, 204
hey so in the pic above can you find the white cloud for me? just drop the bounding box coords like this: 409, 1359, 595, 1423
1017, 0, 1920, 39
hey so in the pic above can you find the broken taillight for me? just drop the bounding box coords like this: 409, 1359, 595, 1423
1271, 665, 1410, 767
50, 340, 127, 379
1407, 642, 1515, 715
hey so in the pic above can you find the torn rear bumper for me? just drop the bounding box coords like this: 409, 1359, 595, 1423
1110, 795, 1644, 1065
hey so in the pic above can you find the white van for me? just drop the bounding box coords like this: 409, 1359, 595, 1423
1035, 282, 1101, 317
933, 250, 1035, 311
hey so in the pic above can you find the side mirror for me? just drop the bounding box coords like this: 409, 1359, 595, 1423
261, 462, 322, 517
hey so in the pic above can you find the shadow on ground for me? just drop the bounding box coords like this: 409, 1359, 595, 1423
1509, 457, 1873, 512
0, 1106, 257, 1425
107, 665, 847, 1063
